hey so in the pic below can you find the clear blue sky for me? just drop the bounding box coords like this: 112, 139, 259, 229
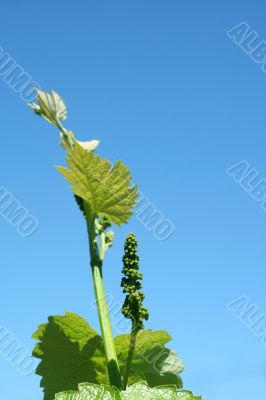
1, 1, 266, 399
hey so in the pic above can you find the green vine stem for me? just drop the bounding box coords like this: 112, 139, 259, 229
122, 321, 138, 390
28, 89, 137, 391
53, 116, 121, 389
55, 122, 121, 388
57, 119, 122, 388
86, 210, 122, 389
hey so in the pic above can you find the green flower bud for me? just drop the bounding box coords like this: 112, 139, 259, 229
121, 233, 149, 331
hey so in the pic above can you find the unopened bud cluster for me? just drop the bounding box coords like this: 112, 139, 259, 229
121, 233, 149, 330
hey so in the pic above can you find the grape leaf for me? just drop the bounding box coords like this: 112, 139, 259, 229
32, 313, 184, 400
56, 143, 138, 226
55, 382, 201, 400
115, 330, 184, 388
28, 89, 67, 124
32, 312, 104, 400
76, 140, 100, 152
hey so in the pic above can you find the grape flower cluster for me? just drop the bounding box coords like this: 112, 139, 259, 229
121, 233, 149, 330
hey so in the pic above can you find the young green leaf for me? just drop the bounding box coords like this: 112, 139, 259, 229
57, 143, 138, 226
28, 90, 100, 152
76, 140, 100, 152
55, 382, 201, 400
28, 89, 67, 125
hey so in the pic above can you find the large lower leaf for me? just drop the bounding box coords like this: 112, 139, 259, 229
32, 312, 104, 400
32, 312, 184, 400
55, 382, 201, 400
115, 330, 184, 388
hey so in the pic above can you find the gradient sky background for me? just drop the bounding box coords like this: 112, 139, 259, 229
1, 1, 266, 399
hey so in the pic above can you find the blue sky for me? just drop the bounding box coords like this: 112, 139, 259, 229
0, 1, 266, 399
